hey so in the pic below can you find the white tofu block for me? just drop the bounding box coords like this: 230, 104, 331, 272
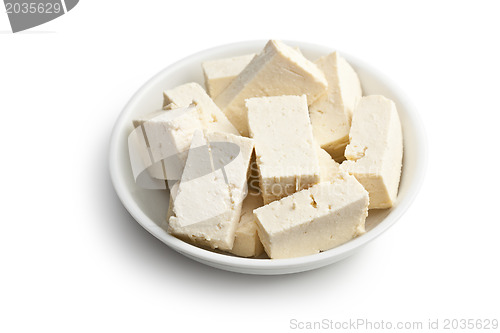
207, 130, 255, 218
163, 82, 239, 135
168, 131, 231, 248
202, 54, 256, 99
132, 116, 167, 180
128, 122, 169, 190
247, 95, 320, 204
336, 54, 362, 119
133, 106, 203, 181
254, 173, 369, 259
215, 40, 328, 136
317, 146, 340, 182
309, 52, 362, 161
229, 191, 265, 257
168, 131, 254, 250
341, 95, 403, 209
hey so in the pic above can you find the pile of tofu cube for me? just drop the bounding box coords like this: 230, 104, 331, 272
131, 40, 403, 259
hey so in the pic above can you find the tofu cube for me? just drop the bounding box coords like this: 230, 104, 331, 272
254, 173, 369, 259
202, 54, 256, 99
247, 95, 320, 204
215, 40, 328, 136
132, 106, 203, 181
168, 131, 254, 250
163, 82, 239, 135
309, 52, 362, 161
341, 95, 403, 209
131, 118, 167, 181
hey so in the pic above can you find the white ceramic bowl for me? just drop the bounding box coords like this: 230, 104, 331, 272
109, 40, 427, 275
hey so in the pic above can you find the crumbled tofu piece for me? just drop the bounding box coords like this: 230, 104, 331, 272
215, 40, 328, 136
309, 52, 362, 161
254, 172, 369, 259
341, 95, 403, 209
163, 82, 239, 135
202, 54, 256, 98
247, 95, 320, 204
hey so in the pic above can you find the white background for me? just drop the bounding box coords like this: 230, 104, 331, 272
1, 1, 499, 332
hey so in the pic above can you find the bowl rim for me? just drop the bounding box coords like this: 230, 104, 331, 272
109, 40, 428, 273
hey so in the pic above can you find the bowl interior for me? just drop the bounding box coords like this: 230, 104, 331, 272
109, 41, 426, 274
